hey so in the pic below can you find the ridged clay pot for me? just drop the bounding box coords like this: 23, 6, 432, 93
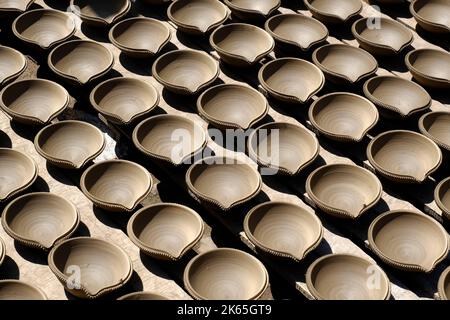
352, 17, 413, 55
90, 78, 159, 125
419, 112, 450, 151
152, 50, 219, 95
0, 45, 27, 87
0, 0, 34, 13
127, 203, 204, 260
13, 9, 76, 50
309, 92, 379, 142
410, 0, 450, 33
306, 254, 391, 300
248, 122, 319, 175
197, 84, 268, 130
0, 148, 37, 202
265, 14, 328, 52
244, 201, 323, 261
435, 176, 450, 220
80, 160, 153, 212
0, 280, 47, 300
48, 237, 133, 299
363, 76, 431, 117
258, 58, 324, 103
109, 17, 171, 58
313, 44, 378, 85
168, 0, 229, 35
141, 0, 172, 4
184, 248, 269, 300
0, 79, 68, 125
186, 157, 262, 211
70, 0, 130, 27
0, 237, 4, 267
117, 292, 169, 300
1, 192, 80, 250
367, 130, 442, 183
304, 0, 362, 24
438, 266, 450, 300
34, 120, 105, 169
306, 164, 382, 219
224, 0, 280, 21
132, 114, 206, 165
48, 40, 114, 86
405, 49, 450, 89
368, 210, 449, 272
210, 23, 274, 67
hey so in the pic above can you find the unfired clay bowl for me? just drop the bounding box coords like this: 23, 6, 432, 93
306, 164, 382, 219
224, 0, 280, 21
80, 160, 153, 212
265, 14, 328, 52
48, 40, 114, 86
152, 50, 219, 95
309, 92, 379, 142
132, 114, 206, 165
0, 280, 47, 300
0, 237, 4, 267
258, 58, 324, 103
244, 201, 323, 261
364, 76, 431, 117
197, 84, 268, 130
48, 237, 133, 299
13, 9, 76, 50
70, 0, 130, 27
352, 17, 413, 55
168, 0, 229, 35
0, 148, 37, 202
405, 49, 450, 89
410, 0, 450, 33
367, 130, 442, 183
127, 203, 204, 260
210, 23, 274, 67
419, 112, 450, 151
306, 254, 391, 300
118, 292, 169, 300
373, 0, 408, 3
141, 0, 171, 4
186, 157, 261, 210
34, 120, 105, 169
435, 177, 450, 220
90, 78, 159, 125
0, 79, 68, 125
184, 248, 269, 300
0, 0, 34, 13
438, 266, 450, 300
248, 122, 319, 175
304, 0, 362, 24
109, 17, 171, 58
313, 44, 378, 85
1, 192, 80, 250
0, 45, 27, 87
368, 210, 449, 272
